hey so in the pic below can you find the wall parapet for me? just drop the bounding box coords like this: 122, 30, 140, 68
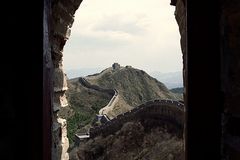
79, 77, 119, 116
79, 77, 115, 96
81, 100, 184, 139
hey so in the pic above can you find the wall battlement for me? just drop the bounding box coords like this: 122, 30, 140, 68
79, 77, 119, 116
80, 100, 185, 139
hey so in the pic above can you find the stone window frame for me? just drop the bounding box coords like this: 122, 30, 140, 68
44, 0, 188, 159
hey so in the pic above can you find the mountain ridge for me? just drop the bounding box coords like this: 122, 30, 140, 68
65, 68, 183, 89
64, 63, 182, 145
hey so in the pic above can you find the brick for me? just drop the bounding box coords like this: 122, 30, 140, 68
53, 3, 74, 27
53, 92, 68, 111
73, 0, 83, 8
59, 0, 78, 16
53, 68, 68, 92
53, 21, 70, 39
51, 47, 63, 65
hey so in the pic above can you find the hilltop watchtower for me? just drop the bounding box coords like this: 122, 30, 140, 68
112, 63, 120, 70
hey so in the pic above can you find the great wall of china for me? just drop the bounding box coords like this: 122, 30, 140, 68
79, 77, 115, 96
99, 89, 118, 115
79, 77, 119, 116
76, 77, 184, 145
88, 100, 184, 138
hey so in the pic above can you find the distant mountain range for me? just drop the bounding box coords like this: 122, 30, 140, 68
65, 68, 105, 79
65, 68, 183, 89
149, 71, 183, 89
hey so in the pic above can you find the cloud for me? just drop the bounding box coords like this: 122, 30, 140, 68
93, 14, 148, 36
65, 33, 129, 53
63, 0, 182, 73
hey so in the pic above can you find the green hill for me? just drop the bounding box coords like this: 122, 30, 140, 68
170, 87, 184, 94
63, 63, 181, 145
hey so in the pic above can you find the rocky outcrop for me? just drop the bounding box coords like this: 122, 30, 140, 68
74, 121, 184, 160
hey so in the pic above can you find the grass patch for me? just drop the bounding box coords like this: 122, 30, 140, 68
67, 111, 93, 144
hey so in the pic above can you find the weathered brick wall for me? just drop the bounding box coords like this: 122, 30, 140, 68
171, 0, 240, 159
44, 0, 53, 159
170, 0, 186, 156
171, 0, 186, 100
50, 0, 83, 159
220, 0, 240, 159
220, 0, 240, 117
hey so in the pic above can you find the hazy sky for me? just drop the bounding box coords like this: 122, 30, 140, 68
63, 0, 182, 74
